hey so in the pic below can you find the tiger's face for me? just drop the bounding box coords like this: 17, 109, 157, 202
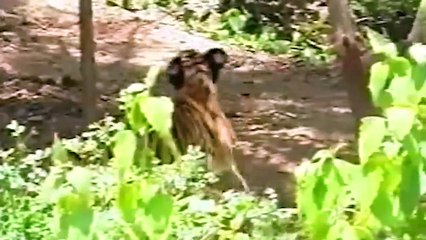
166, 48, 228, 103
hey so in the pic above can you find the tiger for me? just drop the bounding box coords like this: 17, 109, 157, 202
165, 48, 250, 192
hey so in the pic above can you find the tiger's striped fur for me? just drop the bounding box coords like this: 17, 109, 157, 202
166, 48, 249, 192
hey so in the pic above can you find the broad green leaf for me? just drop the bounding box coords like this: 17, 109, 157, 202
399, 158, 421, 217
312, 171, 327, 209
388, 57, 411, 77
341, 223, 359, 240
420, 172, 426, 195
403, 134, 422, 164
358, 117, 387, 163
333, 158, 360, 183
57, 193, 94, 238
369, 61, 389, 104
326, 220, 358, 240
39, 167, 65, 203
371, 188, 397, 226
117, 181, 139, 223
382, 141, 402, 159
309, 212, 331, 240
357, 162, 383, 210
418, 104, 426, 120
128, 95, 149, 134
112, 130, 137, 177
234, 233, 250, 240
381, 159, 402, 193
142, 193, 174, 240
139, 96, 174, 137
144, 66, 162, 90
366, 28, 397, 57
51, 134, 69, 165
385, 107, 416, 140
139, 178, 161, 205
354, 227, 376, 240
386, 76, 418, 106
409, 43, 426, 64
295, 162, 321, 219
419, 141, 426, 160
412, 65, 426, 97
230, 213, 245, 231
66, 167, 91, 197
228, 15, 246, 33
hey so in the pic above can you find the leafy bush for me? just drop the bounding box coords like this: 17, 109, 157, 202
0, 67, 299, 239
296, 30, 426, 239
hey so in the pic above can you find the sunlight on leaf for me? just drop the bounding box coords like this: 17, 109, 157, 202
358, 117, 386, 163
369, 61, 389, 105
385, 107, 416, 140
139, 96, 174, 137
409, 43, 426, 64
366, 28, 397, 57
112, 130, 137, 177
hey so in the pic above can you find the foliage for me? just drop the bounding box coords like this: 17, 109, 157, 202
351, 0, 419, 41
296, 30, 426, 239
106, 0, 333, 64
0, 67, 299, 239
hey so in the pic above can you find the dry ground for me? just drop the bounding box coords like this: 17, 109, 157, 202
0, 0, 355, 206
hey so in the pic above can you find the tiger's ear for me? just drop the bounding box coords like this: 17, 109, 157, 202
166, 56, 184, 89
204, 48, 228, 82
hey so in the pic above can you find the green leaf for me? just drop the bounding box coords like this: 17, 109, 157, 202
142, 193, 174, 240
384, 57, 419, 105
228, 15, 246, 33
312, 171, 327, 209
399, 157, 421, 217
51, 134, 69, 165
144, 66, 162, 90
382, 141, 402, 159
371, 188, 396, 226
112, 130, 137, 177
387, 76, 419, 106
139, 96, 174, 137
409, 43, 426, 64
57, 193, 94, 238
128, 95, 149, 135
368, 61, 389, 104
67, 167, 91, 197
388, 57, 411, 77
326, 220, 357, 240
412, 65, 426, 97
230, 213, 245, 231
366, 28, 397, 57
357, 161, 383, 210
358, 117, 387, 163
354, 227, 376, 240
39, 167, 65, 203
117, 181, 139, 223
139, 179, 161, 205
385, 107, 416, 140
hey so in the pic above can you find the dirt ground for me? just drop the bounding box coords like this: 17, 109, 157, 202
0, 1, 355, 206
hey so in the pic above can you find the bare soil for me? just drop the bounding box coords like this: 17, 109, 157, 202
0, 0, 355, 206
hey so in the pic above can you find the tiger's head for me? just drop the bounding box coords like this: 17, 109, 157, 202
166, 48, 228, 103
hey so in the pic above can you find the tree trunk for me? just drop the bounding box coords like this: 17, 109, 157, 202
79, 0, 98, 125
326, 0, 378, 134
407, 0, 426, 44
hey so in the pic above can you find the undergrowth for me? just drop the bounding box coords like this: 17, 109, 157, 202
2, 28, 426, 239
0, 67, 301, 240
